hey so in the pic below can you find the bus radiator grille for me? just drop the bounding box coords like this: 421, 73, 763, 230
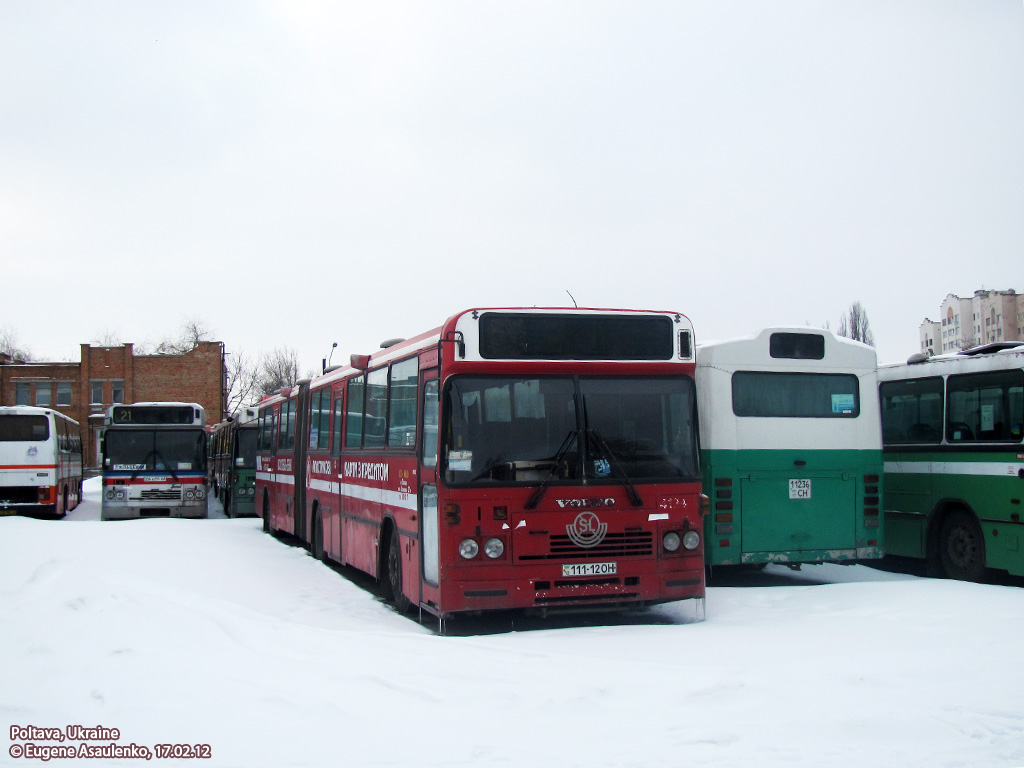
140, 489, 183, 500
518, 532, 654, 560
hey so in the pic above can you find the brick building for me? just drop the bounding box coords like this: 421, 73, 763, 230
0, 342, 226, 469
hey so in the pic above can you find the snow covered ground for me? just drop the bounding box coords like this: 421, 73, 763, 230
2, 478, 1023, 767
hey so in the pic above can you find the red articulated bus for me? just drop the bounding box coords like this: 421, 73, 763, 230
256, 307, 707, 620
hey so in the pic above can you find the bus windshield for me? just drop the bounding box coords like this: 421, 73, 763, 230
443, 376, 698, 485
0, 416, 49, 441
105, 429, 206, 472
235, 428, 258, 468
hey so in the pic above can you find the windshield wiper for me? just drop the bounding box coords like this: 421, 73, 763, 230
524, 430, 579, 510
587, 428, 643, 507
130, 451, 155, 481
131, 450, 178, 482
155, 450, 180, 483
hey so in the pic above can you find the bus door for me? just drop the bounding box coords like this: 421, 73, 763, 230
293, 380, 311, 541
419, 367, 441, 597
739, 454, 856, 556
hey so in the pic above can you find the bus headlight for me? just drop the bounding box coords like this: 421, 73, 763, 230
663, 532, 681, 552
458, 539, 479, 559
105, 490, 114, 500
483, 538, 504, 558
115, 489, 126, 501
194, 487, 205, 499
682, 530, 701, 550
185, 490, 195, 500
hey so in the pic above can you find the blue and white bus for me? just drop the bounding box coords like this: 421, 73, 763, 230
100, 402, 209, 520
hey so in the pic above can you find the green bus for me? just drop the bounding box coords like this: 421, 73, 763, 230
878, 342, 1024, 581
209, 408, 259, 518
697, 328, 884, 568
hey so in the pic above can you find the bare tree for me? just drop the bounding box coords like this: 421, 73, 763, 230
226, 350, 261, 412
153, 317, 215, 355
837, 301, 875, 346
957, 327, 978, 352
256, 347, 302, 399
91, 329, 124, 347
0, 326, 32, 361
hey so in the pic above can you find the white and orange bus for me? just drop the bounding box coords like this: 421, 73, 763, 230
100, 402, 208, 520
256, 307, 707, 620
0, 406, 83, 518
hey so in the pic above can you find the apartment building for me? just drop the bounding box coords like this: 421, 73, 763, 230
919, 289, 1024, 355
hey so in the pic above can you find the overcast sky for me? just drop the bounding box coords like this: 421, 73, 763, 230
2, 1, 1022, 371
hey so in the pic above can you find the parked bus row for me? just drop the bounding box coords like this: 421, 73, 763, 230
4, 309, 1020, 617
697, 332, 1023, 582
249, 309, 1023, 619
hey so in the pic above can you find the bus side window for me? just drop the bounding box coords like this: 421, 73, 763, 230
346, 376, 365, 449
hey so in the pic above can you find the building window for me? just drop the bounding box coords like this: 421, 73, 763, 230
91, 381, 103, 404
57, 382, 72, 406
36, 384, 52, 407
16, 382, 31, 405
112, 381, 124, 404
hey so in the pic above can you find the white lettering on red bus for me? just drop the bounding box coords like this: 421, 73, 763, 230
343, 461, 389, 482
310, 460, 332, 476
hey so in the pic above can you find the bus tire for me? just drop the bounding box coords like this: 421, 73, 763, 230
262, 494, 271, 534
386, 530, 411, 613
938, 508, 986, 582
60, 487, 69, 519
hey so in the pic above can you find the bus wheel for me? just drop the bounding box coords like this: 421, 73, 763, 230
939, 509, 986, 582
386, 532, 411, 613
60, 488, 69, 519
262, 495, 271, 534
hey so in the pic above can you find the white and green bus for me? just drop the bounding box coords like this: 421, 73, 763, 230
697, 328, 883, 568
879, 342, 1024, 581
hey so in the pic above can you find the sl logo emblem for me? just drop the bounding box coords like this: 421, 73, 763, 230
566, 511, 608, 549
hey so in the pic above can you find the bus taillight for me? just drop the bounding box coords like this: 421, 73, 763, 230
37, 487, 54, 504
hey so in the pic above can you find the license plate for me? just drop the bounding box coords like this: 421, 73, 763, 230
562, 561, 617, 577
789, 479, 812, 499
